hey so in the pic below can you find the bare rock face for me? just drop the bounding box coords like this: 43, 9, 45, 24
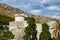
47, 21, 60, 38
52, 22, 60, 39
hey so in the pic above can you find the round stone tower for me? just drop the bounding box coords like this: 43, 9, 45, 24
15, 14, 25, 21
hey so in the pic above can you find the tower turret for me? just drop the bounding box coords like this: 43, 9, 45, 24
15, 14, 25, 21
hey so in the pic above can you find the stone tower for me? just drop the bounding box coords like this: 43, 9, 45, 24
8, 14, 27, 40
15, 14, 25, 21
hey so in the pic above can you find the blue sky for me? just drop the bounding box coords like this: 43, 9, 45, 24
0, 0, 60, 19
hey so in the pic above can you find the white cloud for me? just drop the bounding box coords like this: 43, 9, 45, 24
28, 3, 38, 6
12, 4, 30, 9
54, 13, 59, 16
52, 16, 60, 19
0, 0, 16, 3
30, 0, 50, 4
46, 6, 60, 10
29, 9, 42, 15
3, 0, 15, 1
40, 0, 50, 4
30, 10, 40, 13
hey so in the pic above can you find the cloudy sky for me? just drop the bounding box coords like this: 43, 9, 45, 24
0, 0, 60, 19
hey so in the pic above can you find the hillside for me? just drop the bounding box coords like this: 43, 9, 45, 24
0, 14, 14, 24
0, 14, 14, 29
0, 3, 24, 18
0, 3, 59, 24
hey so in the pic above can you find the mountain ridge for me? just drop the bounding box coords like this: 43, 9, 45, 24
0, 3, 59, 23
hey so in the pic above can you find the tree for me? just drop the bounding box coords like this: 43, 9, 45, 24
23, 17, 37, 40
0, 31, 14, 40
57, 35, 60, 40
39, 23, 52, 40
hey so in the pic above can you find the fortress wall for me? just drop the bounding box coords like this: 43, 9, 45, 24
36, 23, 42, 40
8, 21, 58, 40
8, 21, 27, 40
8, 14, 58, 40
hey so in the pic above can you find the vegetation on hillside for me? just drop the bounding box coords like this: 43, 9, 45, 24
39, 23, 52, 40
23, 17, 60, 40
0, 14, 14, 40
23, 17, 37, 40
0, 31, 14, 40
0, 14, 14, 29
